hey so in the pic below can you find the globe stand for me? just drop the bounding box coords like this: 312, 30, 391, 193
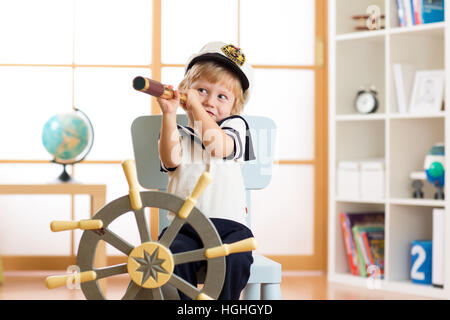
58, 164, 71, 182
51, 163, 82, 184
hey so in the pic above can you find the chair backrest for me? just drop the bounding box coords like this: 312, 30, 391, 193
131, 114, 276, 229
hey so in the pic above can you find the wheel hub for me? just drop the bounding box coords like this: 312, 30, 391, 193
127, 242, 174, 288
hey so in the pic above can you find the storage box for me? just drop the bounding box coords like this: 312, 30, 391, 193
360, 159, 385, 200
410, 240, 433, 285
337, 161, 360, 198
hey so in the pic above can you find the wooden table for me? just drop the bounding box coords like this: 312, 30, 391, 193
0, 183, 106, 216
0, 183, 107, 282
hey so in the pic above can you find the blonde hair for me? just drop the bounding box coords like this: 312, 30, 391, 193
178, 61, 247, 115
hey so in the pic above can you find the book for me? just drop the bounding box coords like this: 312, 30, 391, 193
410, 0, 417, 24
340, 212, 385, 276
421, 0, 444, 24
340, 212, 359, 275
352, 225, 384, 277
432, 208, 444, 287
412, 0, 423, 24
396, 0, 444, 27
362, 228, 385, 277
352, 225, 367, 277
361, 232, 374, 269
396, 0, 407, 26
392, 63, 417, 113
403, 0, 414, 26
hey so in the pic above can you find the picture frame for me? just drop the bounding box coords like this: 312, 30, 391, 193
409, 70, 445, 114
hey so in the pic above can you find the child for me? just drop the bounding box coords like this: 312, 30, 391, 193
157, 41, 255, 300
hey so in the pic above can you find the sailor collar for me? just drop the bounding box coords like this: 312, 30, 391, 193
177, 115, 255, 161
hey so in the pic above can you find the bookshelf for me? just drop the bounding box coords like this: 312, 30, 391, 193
328, 0, 450, 299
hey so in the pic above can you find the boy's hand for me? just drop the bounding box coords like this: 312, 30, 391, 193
156, 85, 179, 114
180, 88, 202, 112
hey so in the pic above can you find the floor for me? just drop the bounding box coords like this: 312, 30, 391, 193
0, 270, 432, 300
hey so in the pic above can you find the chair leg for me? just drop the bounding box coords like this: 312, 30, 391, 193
241, 283, 260, 300
261, 283, 282, 300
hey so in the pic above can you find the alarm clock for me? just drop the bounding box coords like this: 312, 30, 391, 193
354, 86, 379, 114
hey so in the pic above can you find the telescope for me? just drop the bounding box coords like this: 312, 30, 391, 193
132, 76, 187, 104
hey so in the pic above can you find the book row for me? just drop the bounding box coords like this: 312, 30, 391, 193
340, 212, 385, 278
395, 0, 444, 27
340, 210, 445, 287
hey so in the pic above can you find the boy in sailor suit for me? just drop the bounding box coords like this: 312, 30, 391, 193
157, 41, 255, 300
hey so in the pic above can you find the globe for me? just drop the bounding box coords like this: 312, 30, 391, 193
42, 109, 94, 181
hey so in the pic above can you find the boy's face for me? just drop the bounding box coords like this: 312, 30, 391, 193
190, 75, 236, 123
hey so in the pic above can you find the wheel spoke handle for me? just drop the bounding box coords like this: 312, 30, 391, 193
46, 271, 96, 289
50, 219, 103, 232
197, 293, 214, 300
205, 237, 258, 259
178, 172, 212, 219
122, 159, 142, 210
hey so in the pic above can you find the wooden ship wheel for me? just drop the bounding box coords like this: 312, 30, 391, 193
45, 160, 257, 300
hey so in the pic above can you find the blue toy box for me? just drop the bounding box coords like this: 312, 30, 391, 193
410, 240, 432, 285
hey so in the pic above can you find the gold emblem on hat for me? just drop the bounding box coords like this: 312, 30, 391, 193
221, 44, 245, 66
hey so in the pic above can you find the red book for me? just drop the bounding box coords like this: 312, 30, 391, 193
362, 232, 374, 265
340, 212, 359, 275
412, 0, 423, 24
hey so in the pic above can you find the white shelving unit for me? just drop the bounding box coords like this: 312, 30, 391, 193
328, 0, 450, 299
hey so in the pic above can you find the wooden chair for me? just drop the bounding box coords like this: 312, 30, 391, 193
131, 114, 282, 299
